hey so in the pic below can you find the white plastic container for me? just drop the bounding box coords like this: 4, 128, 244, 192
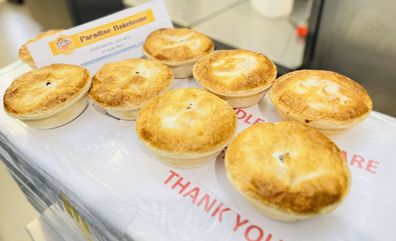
251, 0, 294, 18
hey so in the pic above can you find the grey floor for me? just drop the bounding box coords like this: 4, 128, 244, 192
0, 2, 41, 241
0, 1, 43, 68
0, 161, 39, 241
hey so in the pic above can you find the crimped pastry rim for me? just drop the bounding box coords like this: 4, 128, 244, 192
224, 121, 351, 218
269, 69, 373, 129
136, 88, 237, 154
143, 28, 215, 65
193, 50, 277, 97
138, 129, 236, 158
143, 46, 215, 66
89, 59, 174, 109
90, 85, 172, 111
3, 64, 91, 120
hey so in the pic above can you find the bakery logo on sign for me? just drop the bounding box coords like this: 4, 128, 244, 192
55, 36, 74, 54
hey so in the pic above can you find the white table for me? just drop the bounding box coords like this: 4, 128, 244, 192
2, 62, 396, 241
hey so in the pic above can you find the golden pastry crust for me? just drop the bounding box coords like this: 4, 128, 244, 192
225, 121, 351, 217
143, 28, 214, 64
19, 29, 64, 68
269, 70, 373, 129
89, 59, 173, 109
136, 88, 236, 154
193, 50, 277, 96
3, 64, 90, 119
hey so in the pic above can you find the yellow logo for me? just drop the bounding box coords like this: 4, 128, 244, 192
54, 35, 74, 54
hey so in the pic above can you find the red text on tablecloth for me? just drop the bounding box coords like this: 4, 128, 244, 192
342, 151, 379, 174
234, 108, 380, 175
164, 170, 284, 241
234, 108, 266, 125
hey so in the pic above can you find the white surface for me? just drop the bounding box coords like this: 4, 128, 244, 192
1, 62, 396, 240
194, 1, 305, 69
251, 0, 294, 18
124, 0, 244, 27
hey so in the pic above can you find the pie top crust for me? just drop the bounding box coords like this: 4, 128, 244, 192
143, 28, 214, 64
225, 121, 351, 215
193, 50, 277, 96
3, 64, 90, 119
89, 59, 173, 109
19, 29, 64, 68
136, 88, 237, 154
269, 70, 373, 126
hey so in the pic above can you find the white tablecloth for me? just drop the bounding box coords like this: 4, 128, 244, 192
1, 62, 396, 241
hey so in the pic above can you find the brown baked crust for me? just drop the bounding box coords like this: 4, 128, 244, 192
3, 64, 90, 119
193, 50, 277, 96
225, 121, 351, 215
136, 88, 236, 154
89, 59, 173, 109
269, 70, 373, 126
143, 28, 214, 63
19, 29, 64, 68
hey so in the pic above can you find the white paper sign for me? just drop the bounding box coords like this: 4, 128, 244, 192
28, 0, 172, 73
